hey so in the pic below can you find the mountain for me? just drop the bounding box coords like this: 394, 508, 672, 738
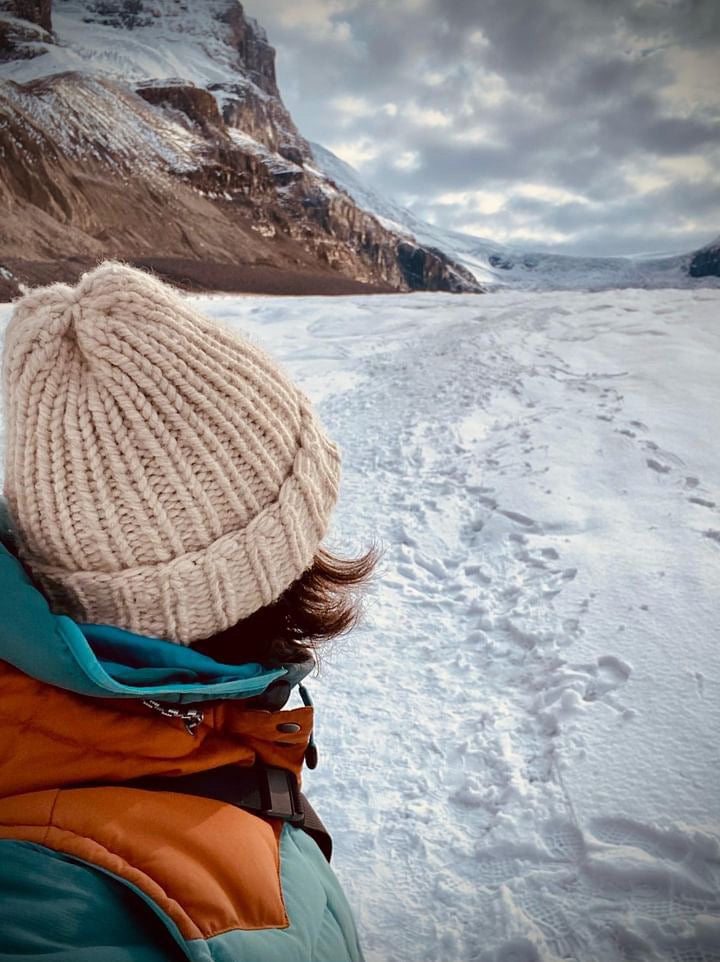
310, 142, 719, 292
0, 0, 480, 299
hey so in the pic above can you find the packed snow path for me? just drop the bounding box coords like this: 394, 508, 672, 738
1, 289, 719, 962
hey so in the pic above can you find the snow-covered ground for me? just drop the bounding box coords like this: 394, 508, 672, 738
1, 288, 719, 962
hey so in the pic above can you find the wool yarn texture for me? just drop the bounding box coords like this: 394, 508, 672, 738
2, 262, 341, 645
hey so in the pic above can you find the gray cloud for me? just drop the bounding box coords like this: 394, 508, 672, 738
243, 0, 720, 255
421, 172, 720, 255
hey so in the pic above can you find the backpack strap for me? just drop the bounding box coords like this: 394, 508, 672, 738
293, 791, 333, 863
114, 762, 333, 862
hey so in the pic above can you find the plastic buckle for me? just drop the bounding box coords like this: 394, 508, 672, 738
258, 765, 305, 825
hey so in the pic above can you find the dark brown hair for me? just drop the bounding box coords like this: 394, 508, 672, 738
191, 545, 378, 666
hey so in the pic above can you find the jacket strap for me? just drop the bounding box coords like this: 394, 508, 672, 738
111, 762, 333, 862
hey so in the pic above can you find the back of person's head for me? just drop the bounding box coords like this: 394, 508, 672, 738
2, 262, 374, 663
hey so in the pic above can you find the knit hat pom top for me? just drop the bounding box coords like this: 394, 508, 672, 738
2, 262, 341, 645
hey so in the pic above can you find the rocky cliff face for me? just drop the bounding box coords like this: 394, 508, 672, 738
1, 0, 51, 30
0, 0, 52, 62
688, 237, 720, 279
0, 0, 480, 296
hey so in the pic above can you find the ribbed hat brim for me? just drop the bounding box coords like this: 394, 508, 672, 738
27, 415, 341, 645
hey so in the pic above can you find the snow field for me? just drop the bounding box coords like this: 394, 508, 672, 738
1, 288, 718, 962
205, 289, 719, 962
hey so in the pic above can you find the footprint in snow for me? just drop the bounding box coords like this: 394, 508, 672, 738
581, 654, 632, 701
541, 818, 587, 862
498, 509, 541, 530
589, 816, 692, 863
688, 497, 716, 509
513, 893, 575, 945
474, 816, 720, 961
535, 654, 632, 730
643, 441, 685, 474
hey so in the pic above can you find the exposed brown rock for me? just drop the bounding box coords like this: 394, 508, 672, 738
0, 268, 21, 299
221, 2, 279, 98
136, 83, 226, 136
207, 4, 312, 163
211, 81, 312, 164
0, 0, 51, 32
0, 1, 52, 63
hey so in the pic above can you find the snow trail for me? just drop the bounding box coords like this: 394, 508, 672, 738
267, 289, 719, 962
1, 288, 718, 962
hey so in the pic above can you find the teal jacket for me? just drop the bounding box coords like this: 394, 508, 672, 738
0, 534, 364, 962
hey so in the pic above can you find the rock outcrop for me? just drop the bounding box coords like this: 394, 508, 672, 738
688, 237, 720, 278
0, 0, 481, 296
1, 0, 51, 31
137, 82, 226, 136
0, 0, 52, 62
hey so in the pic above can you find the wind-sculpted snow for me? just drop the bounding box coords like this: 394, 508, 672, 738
1, 289, 719, 961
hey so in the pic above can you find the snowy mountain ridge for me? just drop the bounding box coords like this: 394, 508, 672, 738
310, 142, 719, 291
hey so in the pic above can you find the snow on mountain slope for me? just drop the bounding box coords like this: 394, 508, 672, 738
4, 71, 199, 173
6, 0, 267, 90
0, 0, 311, 174
310, 142, 718, 292
7, 287, 713, 961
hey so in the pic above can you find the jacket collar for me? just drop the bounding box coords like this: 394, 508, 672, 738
0, 538, 313, 705
0, 536, 316, 796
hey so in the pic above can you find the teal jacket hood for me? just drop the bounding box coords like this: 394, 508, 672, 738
0, 535, 311, 705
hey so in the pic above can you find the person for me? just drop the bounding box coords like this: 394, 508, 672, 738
0, 262, 374, 961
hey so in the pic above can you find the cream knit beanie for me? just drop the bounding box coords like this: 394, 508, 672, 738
2, 262, 341, 645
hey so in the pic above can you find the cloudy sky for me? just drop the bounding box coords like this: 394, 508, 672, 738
243, 0, 719, 256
